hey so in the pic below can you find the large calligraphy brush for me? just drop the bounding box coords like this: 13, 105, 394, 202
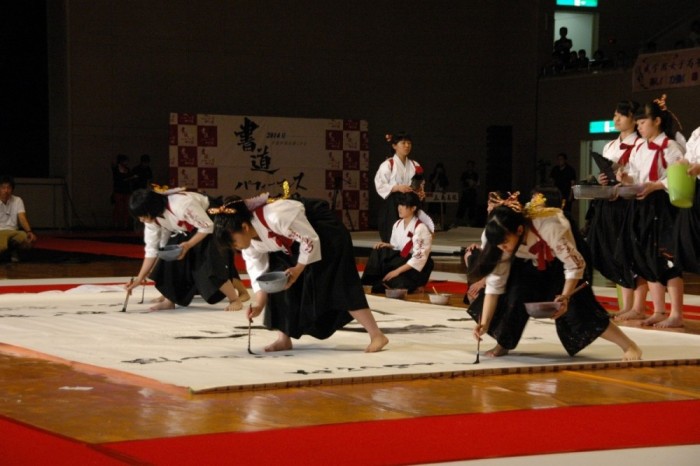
121, 277, 134, 312
473, 312, 482, 364
247, 318, 256, 355
246, 304, 257, 355
138, 281, 146, 304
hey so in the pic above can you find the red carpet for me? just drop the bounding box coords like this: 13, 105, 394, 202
34, 236, 145, 259
0, 415, 126, 466
3, 400, 699, 465
34, 235, 248, 269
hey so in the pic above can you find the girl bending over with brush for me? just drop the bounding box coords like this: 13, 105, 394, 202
212, 190, 388, 353
467, 192, 641, 360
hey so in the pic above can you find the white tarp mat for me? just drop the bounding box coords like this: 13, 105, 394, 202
1, 285, 698, 393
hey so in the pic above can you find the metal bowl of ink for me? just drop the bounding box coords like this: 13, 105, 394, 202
157, 244, 183, 261
257, 271, 288, 293
385, 288, 408, 299
524, 301, 562, 318
429, 293, 450, 305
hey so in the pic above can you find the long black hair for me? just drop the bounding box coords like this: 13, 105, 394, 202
634, 95, 680, 139
466, 206, 528, 283
396, 191, 422, 213
212, 196, 254, 249
616, 100, 641, 138
615, 100, 640, 118
128, 188, 167, 218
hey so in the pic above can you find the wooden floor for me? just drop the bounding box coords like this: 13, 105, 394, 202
1, 256, 700, 448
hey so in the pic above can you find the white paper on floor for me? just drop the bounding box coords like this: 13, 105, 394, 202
1, 285, 698, 393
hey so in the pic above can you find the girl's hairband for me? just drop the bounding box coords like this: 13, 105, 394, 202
488, 191, 522, 213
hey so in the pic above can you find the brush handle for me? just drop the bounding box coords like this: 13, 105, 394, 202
568, 281, 589, 298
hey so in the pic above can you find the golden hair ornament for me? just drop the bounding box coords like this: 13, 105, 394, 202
524, 192, 560, 219
487, 191, 522, 213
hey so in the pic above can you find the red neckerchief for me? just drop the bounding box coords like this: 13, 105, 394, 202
159, 193, 194, 231
399, 219, 423, 258
617, 136, 639, 166
528, 224, 554, 271
254, 207, 293, 255
647, 137, 669, 181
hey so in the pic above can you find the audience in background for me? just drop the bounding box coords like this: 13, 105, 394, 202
0, 175, 37, 263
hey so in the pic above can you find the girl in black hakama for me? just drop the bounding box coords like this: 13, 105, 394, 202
585, 101, 648, 322
616, 95, 685, 328
212, 194, 388, 353
126, 188, 247, 311
467, 193, 641, 360
361, 192, 434, 293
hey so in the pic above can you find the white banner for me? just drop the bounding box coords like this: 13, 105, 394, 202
168, 113, 370, 230
633, 48, 700, 92
423, 192, 459, 203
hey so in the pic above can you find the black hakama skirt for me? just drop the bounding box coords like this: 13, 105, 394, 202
616, 191, 681, 284
360, 248, 434, 293
377, 192, 401, 243
673, 179, 700, 274
587, 198, 636, 288
263, 199, 367, 340
466, 256, 610, 356
150, 232, 239, 307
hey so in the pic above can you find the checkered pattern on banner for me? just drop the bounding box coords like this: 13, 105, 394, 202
168, 113, 370, 231
168, 113, 219, 190
324, 120, 370, 230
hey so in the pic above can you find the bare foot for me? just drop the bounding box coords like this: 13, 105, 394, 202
238, 290, 251, 303
642, 312, 666, 326
485, 344, 509, 357
264, 336, 293, 352
224, 299, 242, 312
365, 334, 389, 353
654, 316, 684, 328
149, 299, 175, 311
150, 295, 165, 304
232, 280, 251, 303
622, 342, 643, 361
614, 309, 647, 322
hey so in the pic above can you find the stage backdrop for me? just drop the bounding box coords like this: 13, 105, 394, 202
169, 113, 370, 231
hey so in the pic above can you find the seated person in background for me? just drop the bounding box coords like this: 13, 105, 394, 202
577, 49, 590, 70
0, 175, 37, 262
361, 192, 434, 293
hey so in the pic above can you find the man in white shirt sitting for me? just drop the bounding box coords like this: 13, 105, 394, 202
0, 176, 37, 263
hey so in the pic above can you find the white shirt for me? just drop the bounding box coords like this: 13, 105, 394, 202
627, 134, 685, 188
0, 195, 25, 231
142, 192, 212, 258
685, 127, 700, 174
241, 200, 322, 293
602, 133, 641, 164
483, 212, 585, 295
389, 216, 433, 272
374, 154, 422, 199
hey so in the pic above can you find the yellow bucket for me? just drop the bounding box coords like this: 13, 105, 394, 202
667, 163, 696, 208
